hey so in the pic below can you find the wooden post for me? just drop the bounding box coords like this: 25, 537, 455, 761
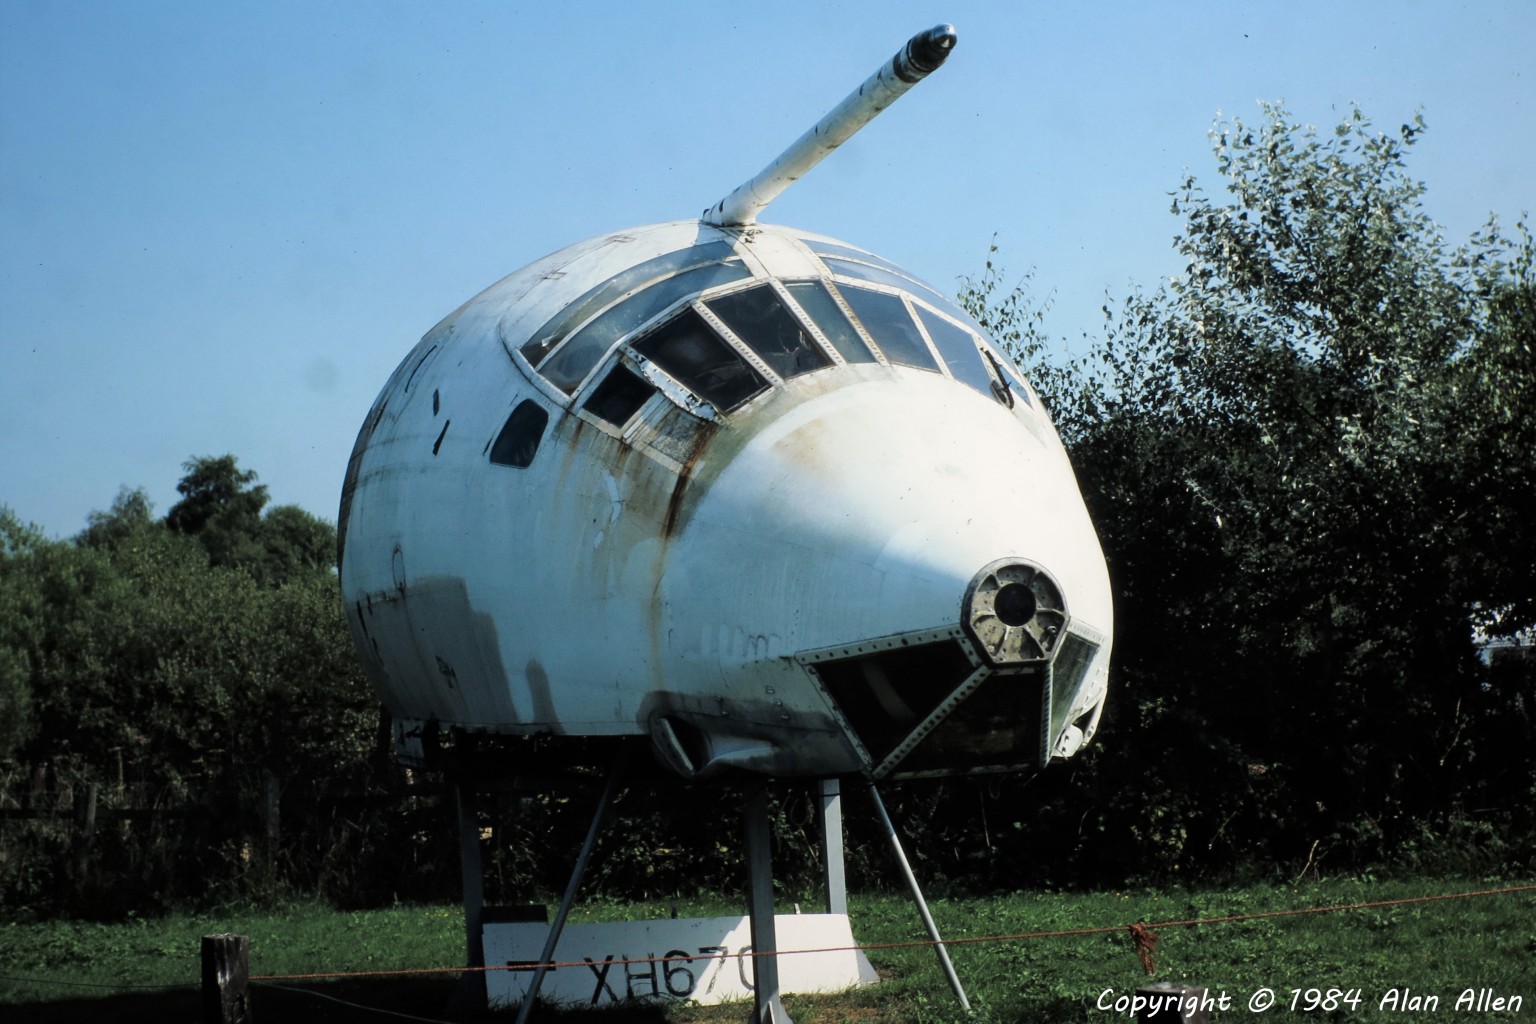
451, 783, 487, 1012
201, 933, 252, 1024
71, 782, 99, 896
262, 771, 281, 856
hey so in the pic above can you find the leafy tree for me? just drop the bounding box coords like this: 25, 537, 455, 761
260, 504, 338, 577
0, 508, 47, 758
164, 454, 269, 570
1453, 223, 1536, 637
162, 455, 337, 579
2, 468, 379, 914
964, 104, 1535, 879
77, 487, 157, 550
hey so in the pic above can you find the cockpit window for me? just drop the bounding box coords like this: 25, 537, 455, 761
583, 364, 657, 428
488, 399, 549, 468
515, 236, 1042, 418
704, 285, 831, 381
802, 238, 1038, 406
538, 261, 752, 393
634, 308, 769, 412
915, 305, 997, 398
808, 245, 953, 307
839, 286, 939, 372
784, 281, 876, 364
521, 240, 739, 367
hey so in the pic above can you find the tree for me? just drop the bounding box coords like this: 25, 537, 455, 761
260, 504, 338, 576
162, 455, 338, 579
2, 468, 380, 914
164, 454, 269, 569
0, 508, 47, 758
965, 104, 1535, 878
1453, 222, 1536, 637
77, 486, 156, 550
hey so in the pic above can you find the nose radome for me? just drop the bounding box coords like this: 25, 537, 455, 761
663, 370, 1111, 657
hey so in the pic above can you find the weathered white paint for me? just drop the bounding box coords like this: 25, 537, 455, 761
339, 219, 1112, 780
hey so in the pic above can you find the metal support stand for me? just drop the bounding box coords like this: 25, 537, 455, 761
515, 750, 629, 1024
868, 783, 970, 1011
817, 778, 847, 915
453, 782, 487, 1010
744, 786, 794, 1024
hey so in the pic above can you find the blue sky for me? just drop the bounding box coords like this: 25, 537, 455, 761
2, 1, 1531, 538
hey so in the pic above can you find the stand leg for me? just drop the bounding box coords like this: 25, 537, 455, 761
868, 783, 970, 1011
817, 778, 847, 915
514, 750, 629, 1024
744, 787, 794, 1024
454, 783, 487, 1011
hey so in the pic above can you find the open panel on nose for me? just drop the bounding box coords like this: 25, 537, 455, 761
800, 634, 1105, 779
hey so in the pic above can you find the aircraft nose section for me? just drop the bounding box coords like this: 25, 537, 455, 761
652, 372, 1112, 779
666, 372, 1111, 643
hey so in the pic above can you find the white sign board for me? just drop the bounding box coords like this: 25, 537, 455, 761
483, 913, 878, 1008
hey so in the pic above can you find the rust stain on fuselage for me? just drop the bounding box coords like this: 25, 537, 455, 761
661, 418, 717, 539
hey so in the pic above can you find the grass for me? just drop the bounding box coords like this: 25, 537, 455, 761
2, 877, 1534, 1022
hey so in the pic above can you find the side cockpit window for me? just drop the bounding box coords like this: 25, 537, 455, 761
914, 305, 998, 398
801, 237, 1036, 409
488, 400, 549, 468
538, 261, 751, 393
520, 241, 752, 394
838, 286, 940, 372
521, 241, 737, 367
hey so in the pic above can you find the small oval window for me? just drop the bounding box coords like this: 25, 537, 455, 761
489, 400, 549, 468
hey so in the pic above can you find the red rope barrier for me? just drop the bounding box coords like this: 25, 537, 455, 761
248, 881, 1536, 983
1128, 923, 1160, 975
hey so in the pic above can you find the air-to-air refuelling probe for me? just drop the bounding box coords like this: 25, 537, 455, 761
339, 25, 1112, 1019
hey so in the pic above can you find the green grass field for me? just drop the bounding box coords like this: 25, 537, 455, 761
2, 877, 1533, 1022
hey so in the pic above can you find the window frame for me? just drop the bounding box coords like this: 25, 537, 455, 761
507, 251, 1045, 430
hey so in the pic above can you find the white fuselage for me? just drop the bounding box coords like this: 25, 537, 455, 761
339, 220, 1111, 780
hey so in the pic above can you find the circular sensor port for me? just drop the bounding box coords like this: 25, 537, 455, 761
963, 558, 1068, 666
993, 581, 1037, 627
